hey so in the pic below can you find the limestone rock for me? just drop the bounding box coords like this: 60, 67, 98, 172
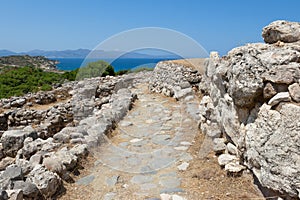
149, 61, 202, 99
0, 157, 15, 171
0, 130, 28, 157
202, 123, 221, 138
197, 20, 300, 199
263, 82, 277, 99
0, 189, 8, 200
70, 144, 88, 160
262, 20, 300, 44
213, 138, 226, 153
261, 63, 300, 85
1, 165, 23, 181
27, 165, 62, 198
225, 162, 245, 173
226, 143, 238, 155
0, 114, 8, 131
177, 162, 189, 171
245, 103, 300, 197
268, 92, 291, 106
13, 181, 40, 199
5, 189, 23, 200
288, 83, 300, 102
217, 154, 238, 166
174, 87, 193, 100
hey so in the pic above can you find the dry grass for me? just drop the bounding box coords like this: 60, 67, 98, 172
180, 133, 265, 200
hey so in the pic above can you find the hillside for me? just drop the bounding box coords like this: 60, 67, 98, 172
0, 55, 58, 71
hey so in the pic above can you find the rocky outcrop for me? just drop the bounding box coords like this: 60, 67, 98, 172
0, 71, 150, 198
198, 20, 300, 198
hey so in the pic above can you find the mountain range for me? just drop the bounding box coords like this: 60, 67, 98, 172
0, 49, 180, 59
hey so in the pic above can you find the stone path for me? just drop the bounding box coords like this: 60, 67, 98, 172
63, 83, 200, 200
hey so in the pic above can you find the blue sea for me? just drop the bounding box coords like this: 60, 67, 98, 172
54, 58, 174, 71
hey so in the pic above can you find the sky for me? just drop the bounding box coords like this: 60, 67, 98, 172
1, 0, 300, 55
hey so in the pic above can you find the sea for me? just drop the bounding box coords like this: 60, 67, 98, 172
54, 58, 175, 71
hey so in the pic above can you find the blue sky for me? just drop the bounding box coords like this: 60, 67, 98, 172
1, 0, 300, 55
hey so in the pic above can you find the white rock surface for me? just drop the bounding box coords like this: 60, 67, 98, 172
217, 154, 238, 166
268, 92, 291, 106
177, 162, 189, 171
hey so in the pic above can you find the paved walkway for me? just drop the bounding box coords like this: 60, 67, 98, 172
66, 83, 200, 200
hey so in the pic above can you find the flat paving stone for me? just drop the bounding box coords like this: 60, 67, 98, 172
103, 192, 116, 200
159, 176, 181, 188
140, 166, 157, 174
105, 175, 119, 186
159, 172, 177, 178
119, 142, 129, 147
150, 157, 175, 170
151, 134, 171, 145
179, 153, 193, 162
125, 156, 142, 166
131, 175, 154, 184
160, 188, 184, 194
140, 183, 157, 190
76, 175, 95, 186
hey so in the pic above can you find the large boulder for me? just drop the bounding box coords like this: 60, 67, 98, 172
262, 20, 300, 44
26, 165, 62, 198
0, 129, 36, 157
245, 103, 300, 197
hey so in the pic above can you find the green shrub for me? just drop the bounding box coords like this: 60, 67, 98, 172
0, 66, 73, 98
76, 60, 115, 80
41, 84, 52, 91
115, 69, 130, 76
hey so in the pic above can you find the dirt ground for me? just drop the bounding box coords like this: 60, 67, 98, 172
59, 131, 265, 200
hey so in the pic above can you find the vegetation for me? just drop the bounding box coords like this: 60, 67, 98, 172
75, 61, 154, 79
0, 66, 75, 98
76, 60, 115, 80
0, 55, 57, 70
0, 60, 154, 99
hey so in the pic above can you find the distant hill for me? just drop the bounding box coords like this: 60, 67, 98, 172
0, 49, 181, 59
0, 55, 58, 71
25, 49, 91, 58
0, 50, 17, 57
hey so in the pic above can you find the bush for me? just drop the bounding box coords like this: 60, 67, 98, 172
0, 66, 75, 99
76, 60, 115, 80
115, 69, 130, 76
62, 68, 78, 81
41, 84, 52, 91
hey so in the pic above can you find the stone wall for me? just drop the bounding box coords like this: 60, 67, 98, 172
198, 20, 300, 198
149, 61, 202, 100
0, 72, 149, 199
